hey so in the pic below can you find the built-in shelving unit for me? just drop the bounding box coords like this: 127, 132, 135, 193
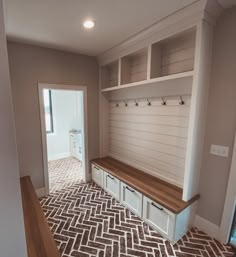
98, 0, 221, 207
97, 0, 222, 243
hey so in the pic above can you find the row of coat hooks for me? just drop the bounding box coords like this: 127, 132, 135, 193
113, 95, 186, 107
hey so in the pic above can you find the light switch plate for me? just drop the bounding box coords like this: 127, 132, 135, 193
210, 144, 229, 157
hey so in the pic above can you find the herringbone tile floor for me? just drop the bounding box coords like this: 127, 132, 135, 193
48, 157, 83, 193
40, 182, 235, 257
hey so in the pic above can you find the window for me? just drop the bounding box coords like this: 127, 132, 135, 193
43, 89, 54, 133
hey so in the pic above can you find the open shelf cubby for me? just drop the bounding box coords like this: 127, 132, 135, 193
151, 29, 196, 79
121, 47, 148, 85
101, 60, 119, 89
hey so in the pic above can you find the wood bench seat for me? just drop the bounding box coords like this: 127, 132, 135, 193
92, 157, 199, 214
20, 176, 60, 257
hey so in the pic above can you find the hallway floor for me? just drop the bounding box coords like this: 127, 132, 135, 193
40, 181, 235, 257
48, 157, 84, 193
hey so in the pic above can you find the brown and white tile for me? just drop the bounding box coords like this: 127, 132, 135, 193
40, 182, 235, 257
48, 157, 83, 193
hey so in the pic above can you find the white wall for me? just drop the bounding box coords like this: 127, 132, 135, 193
46, 90, 83, 161
0, 0, 27, 256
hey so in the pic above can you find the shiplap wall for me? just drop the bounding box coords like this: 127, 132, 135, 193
130, 51, 148, 83
108, 62, 119, 87
121, 49, 148, 84
161, 32, 195, 76
151, 30, 195, 78
108, 96, 191, 187
101, 61, 118, 88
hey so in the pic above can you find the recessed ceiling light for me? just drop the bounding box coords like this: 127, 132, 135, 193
83, 19, 95, 29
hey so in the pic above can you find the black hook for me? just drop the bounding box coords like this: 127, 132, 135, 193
124, 100, 128, 107
161, 97, 166, 105
147, 99, 151, 106
116, 103, 119, 107
135, 99, 139, 106
179, 96, 185, 105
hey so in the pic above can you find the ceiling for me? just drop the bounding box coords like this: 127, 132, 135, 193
4, 0, 198, 56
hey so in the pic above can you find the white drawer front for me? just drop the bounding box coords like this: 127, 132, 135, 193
143, 196, 175, 241
121, 182, 142, 217
103, 172, 120, 200
91, 165, 103, 187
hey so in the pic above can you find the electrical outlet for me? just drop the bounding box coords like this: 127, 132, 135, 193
210, 144, 229, 157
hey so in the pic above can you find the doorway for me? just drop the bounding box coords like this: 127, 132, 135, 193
38, 84, 88, 195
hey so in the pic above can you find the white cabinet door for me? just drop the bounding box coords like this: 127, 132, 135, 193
70, 134, 76, 157
70, 133, 82, 160
103, 171, 120, 200
143, 196, 175, 241
121, 182, 142, 217
91, 164, 103, 187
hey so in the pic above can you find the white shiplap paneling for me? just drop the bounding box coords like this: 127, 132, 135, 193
121, 48, 148, 84
108, 96, 191, 187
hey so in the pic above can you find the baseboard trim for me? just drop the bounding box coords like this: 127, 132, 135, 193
194, 215, 220, 239
48, 152, 70, 161
36, 187, 46, 198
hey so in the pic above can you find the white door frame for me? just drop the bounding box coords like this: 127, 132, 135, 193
219, 132, 236, 243
38, 83, 89, 195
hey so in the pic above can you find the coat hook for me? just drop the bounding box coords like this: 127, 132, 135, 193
116, 103, 119, 107
147, 98, 151, 106
124, 100, 128, 107
179, 96, 185, 105
161, 97, 166, 105
135, 99, 139, 106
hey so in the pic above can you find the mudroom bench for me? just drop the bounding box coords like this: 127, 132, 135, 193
91, 156, 199, 242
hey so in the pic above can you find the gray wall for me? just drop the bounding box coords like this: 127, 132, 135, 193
0, 0, 27, 256
7, 42, 99, 189
198, 7, 236, 226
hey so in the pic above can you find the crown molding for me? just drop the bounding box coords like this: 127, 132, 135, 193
98, 0, 223, 66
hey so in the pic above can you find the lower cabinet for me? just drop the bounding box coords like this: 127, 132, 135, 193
91, 164, 103, 187
103, 171, 120, 200
142, 196, 175, 241
91, 163, 195, 243
120, 182, 142, 217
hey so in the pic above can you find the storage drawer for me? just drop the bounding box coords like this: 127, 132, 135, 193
91, 164, 103, 187
103, 171, 120, 200
143, 196, 175, 241
121, 182, 142, 217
